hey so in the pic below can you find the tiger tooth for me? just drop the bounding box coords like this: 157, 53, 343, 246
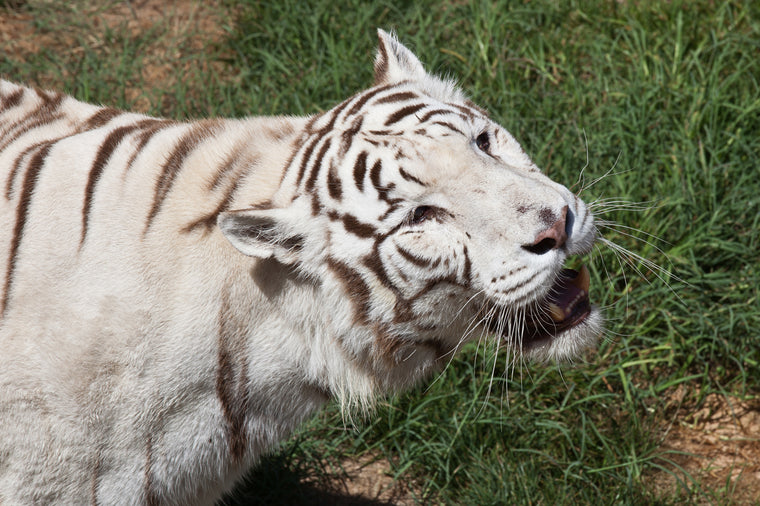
571, 264, 590, 293
548, 303, 566, 322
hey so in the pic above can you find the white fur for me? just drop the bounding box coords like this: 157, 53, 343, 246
0, 30, 601, 504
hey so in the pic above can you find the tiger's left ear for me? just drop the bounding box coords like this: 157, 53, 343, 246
374, 29, 427, 86
217, 203, 308, 265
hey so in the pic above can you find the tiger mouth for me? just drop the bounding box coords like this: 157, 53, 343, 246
490, 265, 593, 349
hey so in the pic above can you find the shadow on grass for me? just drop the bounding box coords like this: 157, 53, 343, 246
222, 452, 403, 506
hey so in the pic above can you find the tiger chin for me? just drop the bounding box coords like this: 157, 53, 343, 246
0, 30, 601, 504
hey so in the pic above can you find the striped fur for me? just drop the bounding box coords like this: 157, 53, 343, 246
0, 30, 601, 504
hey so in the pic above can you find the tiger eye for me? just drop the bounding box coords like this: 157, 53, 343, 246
411, 205, 432, 224
476, 131, 490, 152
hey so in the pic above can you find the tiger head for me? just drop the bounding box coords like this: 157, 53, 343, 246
219, 30, 602, 394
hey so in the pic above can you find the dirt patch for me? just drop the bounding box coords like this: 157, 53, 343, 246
230, 451, 420, 506
653, 388, 760, 504
303, 454, 418, 505
1, 0, 230, 112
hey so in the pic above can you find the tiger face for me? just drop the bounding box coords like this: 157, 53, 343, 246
220, 30, 601, 382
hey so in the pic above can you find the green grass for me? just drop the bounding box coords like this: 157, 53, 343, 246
2, 0, 759, 504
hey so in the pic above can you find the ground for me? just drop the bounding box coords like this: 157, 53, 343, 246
654, 390, 760, 504
1, 1, 759, 504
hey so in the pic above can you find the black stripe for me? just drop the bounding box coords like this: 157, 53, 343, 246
496, 271, 539, 296
310, 191, 322, 215
207, 148, 245, 192
462, 245, 472, 285
319, 97, 352, 133
374, 91, 419, 104
416, 108, 458, 124
6, 141, 45, 200
277, 135, 306, 189
0, 110, 64, 151
124, 120, 173, 173
327, 163, 342, 200
362, 243, 417, 324
369, 159, 401, 206
374, 40, 389, 83
144, 121, 219, 234
432, 121, 465, 136
80, 124, 142, 247
295, 95, 356, 189
363, 247, 395, 291
304, 138, 331, 192
369, 159, 383, 192
384, 103, 426, 126
303, 112, 322, 133
183, 163, 251, 234
449, 102, 481, 119
345, 84, 394, 118
2, 142, 51, 317
396, 244, 440, 268
327, 258, 372, 325
295, 136, 320, 188
84, 107, 123, 130
398, 167, 425, 186
216, 289, 250, 463
339, 116, 363, 156
0, 93, 64, 152
34, 88, 50, 101
0, 88, 24, 110
352, 151, 368, 192
378, 201, 402, 221
306, 96, 352, 137
341, 213, 376, 239
464, 100, 489, 117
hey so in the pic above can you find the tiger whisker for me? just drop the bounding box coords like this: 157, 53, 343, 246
589, 199, 662, 214
596, 219, 673, 247
571, 128, 591, 193
575, 152, 629, 196
598, 236, 686, 293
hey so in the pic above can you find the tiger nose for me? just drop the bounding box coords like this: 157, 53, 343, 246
522, 205, 569, 255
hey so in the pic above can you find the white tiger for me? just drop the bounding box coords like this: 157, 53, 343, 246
0, 30, 601, 504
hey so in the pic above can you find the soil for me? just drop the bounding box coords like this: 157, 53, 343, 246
653, 389, 760, 504
2, 2, 759, 504
300, 455, 416, 506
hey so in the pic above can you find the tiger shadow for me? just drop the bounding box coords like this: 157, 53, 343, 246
223, 451, 409, 506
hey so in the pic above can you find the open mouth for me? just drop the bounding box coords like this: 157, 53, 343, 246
524, 265, 592, 343
489, 265, 593, 349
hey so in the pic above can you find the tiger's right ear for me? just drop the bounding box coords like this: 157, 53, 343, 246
374, 29, 427, 86
217, 203, 307, 265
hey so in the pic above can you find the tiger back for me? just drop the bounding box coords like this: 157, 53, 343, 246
0, 30, 601, 504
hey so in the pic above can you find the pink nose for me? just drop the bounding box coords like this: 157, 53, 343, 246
523, 205, 568, 255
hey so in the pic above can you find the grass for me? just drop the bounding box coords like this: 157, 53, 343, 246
2, 0, 759, 504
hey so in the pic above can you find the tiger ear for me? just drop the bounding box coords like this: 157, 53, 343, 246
217, 203, 307, 265
374, 29, 427, 86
